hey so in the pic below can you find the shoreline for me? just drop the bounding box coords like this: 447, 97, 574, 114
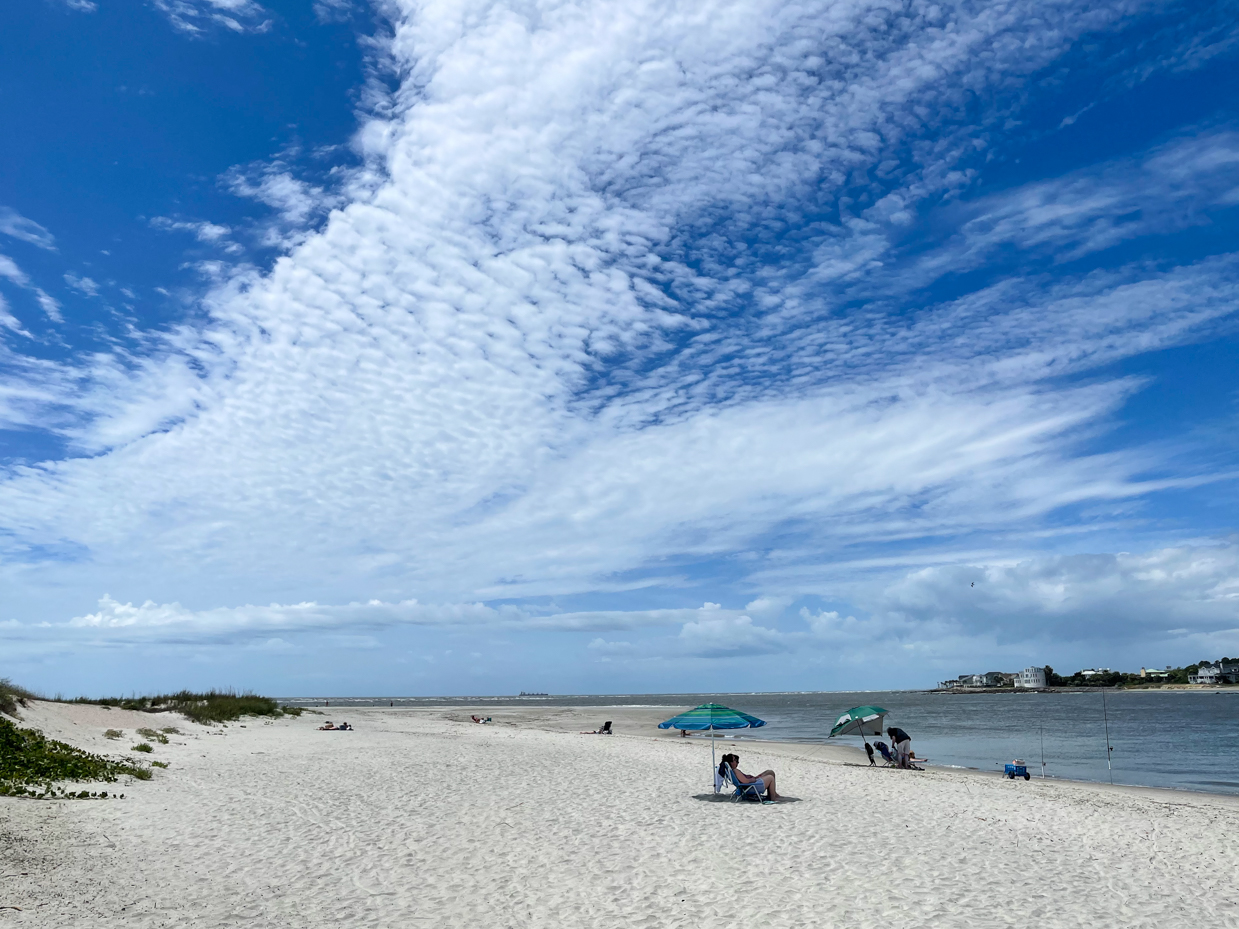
401, 703, 1239, 806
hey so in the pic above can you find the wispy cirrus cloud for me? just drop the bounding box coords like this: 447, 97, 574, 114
0, 254, 61, 324
62, 272, 101, 297
0, 207, 55, 250
151, 217, 244, 255
152, 0, 271, 35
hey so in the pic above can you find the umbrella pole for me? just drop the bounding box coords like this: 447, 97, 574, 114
711, 726, 716, 788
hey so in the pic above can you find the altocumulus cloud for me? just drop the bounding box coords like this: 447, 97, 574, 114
2, 0, 1239, 689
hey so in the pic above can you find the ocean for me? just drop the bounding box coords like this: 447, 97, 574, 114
284, 689, 1239, 796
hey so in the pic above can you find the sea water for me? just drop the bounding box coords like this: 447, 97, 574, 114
287, 689, 1239, 795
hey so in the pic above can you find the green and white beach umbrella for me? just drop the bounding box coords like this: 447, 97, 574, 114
829, 705, 888, 742
658, 703, 767, 786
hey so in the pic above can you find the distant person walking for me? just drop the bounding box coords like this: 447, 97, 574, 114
887, 726, 912, 768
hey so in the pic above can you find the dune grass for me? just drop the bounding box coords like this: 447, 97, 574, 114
0, 678, 37, 717
4, 676, 300, 725
0, 717, 150, 798
72, 690, 302, 723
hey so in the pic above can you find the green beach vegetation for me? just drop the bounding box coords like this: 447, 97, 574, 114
0, 716, 150, 798
3, 677, 301, 724
70, 690, 303, 723
0, 678, 36, 717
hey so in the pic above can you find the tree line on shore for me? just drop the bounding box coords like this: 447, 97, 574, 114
1043, 663, 1226, 687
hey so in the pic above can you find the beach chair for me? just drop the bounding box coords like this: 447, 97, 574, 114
874, 741, 898, 767
723, 762, 766, 802
599, 721, 612, 735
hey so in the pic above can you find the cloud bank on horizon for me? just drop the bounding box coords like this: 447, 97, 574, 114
2, 0, 1239, 695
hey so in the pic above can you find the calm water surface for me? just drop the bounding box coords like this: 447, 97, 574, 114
285, 690, 1239, 795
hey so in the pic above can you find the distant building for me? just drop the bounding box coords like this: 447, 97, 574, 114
1015, 667, 1046, 688
1189, 660, 1239, 685
1139, 667, 1170, 679
938, 670, 1023, 689
1078, 668, 1111, 678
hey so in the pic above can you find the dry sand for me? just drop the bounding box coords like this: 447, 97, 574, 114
3, 700, 1238, 928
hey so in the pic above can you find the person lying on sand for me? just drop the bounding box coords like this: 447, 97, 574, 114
719, 752, 783, 801
318, 722, 336, 730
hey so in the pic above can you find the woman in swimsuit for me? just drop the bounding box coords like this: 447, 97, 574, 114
719, 752, 783, 800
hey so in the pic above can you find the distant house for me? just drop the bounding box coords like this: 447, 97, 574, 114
970, 672, 1008, 687
1189, 660, 1239, 685
1078, 668, 1111, 678
1015, 667, 1046, 689
1139, 667, 1170, 679
938, 671, 1014, 689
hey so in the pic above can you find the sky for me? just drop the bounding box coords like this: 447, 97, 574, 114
3, 0, 1239, 698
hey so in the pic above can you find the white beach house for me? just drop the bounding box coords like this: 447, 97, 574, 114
1189, 660, 1239, 684
1015, 667, 1047, 689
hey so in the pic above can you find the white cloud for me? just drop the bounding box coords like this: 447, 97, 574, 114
152, 0, 271, 35
313, 0, 354, 23
0, 254, 30, 286
0, 254, 62, 324
221, 157, 344, 247
677, 613, 791, 657
0, 293, 28, 335
151, 217, 242, 254
0, 207, 55, 249
944, 130, 1239, 268
874, 543, 1239, 647
45, 593, 724, 644
63, 272, 101, 297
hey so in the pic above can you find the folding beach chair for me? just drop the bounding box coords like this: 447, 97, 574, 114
598, 721, 612, 735
723, 762, 766, 802
874, 741, 898, 767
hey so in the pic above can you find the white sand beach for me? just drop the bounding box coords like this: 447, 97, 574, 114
3, 701, 1239, 928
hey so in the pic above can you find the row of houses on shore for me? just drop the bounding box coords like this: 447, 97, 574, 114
937, 658, 1239, 689
938, 667, 1047, 689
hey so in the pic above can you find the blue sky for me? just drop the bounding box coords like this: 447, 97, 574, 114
3, 0, 1239, 698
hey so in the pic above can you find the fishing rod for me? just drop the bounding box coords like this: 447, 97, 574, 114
1101, 688, 1114, 785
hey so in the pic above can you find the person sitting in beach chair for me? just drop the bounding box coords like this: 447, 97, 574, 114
579, 721, 612, 734
719, 753, 782, 801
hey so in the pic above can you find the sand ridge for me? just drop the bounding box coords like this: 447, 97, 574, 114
2, 702, 1238, 927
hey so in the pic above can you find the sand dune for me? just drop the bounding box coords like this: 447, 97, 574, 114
3, 702, 1238, 928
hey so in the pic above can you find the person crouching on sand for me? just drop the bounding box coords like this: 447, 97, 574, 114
887, 726, 912, 768
721, 752, 783, 801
